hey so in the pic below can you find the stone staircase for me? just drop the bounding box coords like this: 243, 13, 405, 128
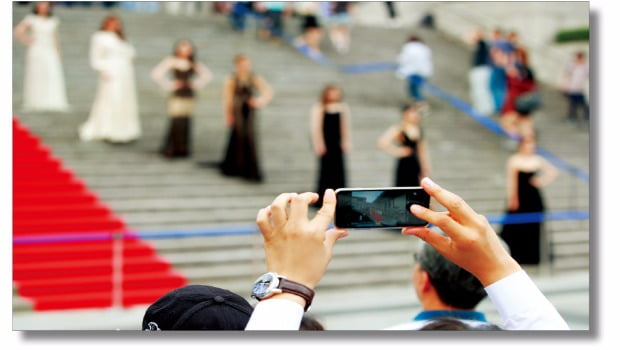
12, 4, 589, 316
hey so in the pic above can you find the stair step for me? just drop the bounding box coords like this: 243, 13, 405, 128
13, 239, 156, 262
15, 271, 186, 298
553, 242, 590, 256
13, 203, 112, 220
13, 216, 126, 235
13, 256, 170, 280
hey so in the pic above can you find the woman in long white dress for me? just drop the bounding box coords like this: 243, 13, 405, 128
14, 2, 70, 112
79, 15, 141, 143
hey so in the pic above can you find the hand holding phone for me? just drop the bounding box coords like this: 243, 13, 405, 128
334, 187, 430, 229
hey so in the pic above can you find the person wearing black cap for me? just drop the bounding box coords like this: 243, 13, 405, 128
142, 285, 253, 331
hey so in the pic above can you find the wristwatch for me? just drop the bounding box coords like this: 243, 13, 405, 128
251, 272, 315, 311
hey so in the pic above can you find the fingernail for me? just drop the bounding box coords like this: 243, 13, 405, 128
410, 204, 423, 214
324, 189, 335, 201
421, 177, 437, 190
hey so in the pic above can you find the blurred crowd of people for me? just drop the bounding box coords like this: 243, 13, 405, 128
467, 27, 589, 137
213, 1, 355, 56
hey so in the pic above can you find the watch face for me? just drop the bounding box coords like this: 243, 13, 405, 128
251, 273, 278, 300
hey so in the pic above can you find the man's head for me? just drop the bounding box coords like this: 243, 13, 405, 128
412, 241, 487, 310
142, 285, 253, 330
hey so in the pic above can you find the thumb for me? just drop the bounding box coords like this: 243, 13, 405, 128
324, 228, 348, 248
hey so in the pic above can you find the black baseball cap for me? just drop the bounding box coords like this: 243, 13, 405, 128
142, 285, 254, 330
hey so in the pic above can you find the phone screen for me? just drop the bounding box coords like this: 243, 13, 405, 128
335, 187, 430, 228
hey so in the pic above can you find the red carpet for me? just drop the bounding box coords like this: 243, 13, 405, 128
13, 118, 187, 311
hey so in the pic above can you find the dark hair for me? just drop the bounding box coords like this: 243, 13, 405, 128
32, 1, 53, 17
420, 317, 502, 331
100, 15, 125, 40
517, 133, 537, 151
173, 39, 196, 63
321, 84, 342, 106
516, 47, 529, 67
407, 35, 422, 43
300, 315, 325, 330
401, 103, 415, 114
576, 51, 586, 59
415, 242, 487, 309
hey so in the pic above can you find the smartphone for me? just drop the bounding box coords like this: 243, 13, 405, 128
334, 187, 430, 229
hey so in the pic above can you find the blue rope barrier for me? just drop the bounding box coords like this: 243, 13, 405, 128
13, 232, 113, 245
129, 225, 258, 240
12, 210, 588, 245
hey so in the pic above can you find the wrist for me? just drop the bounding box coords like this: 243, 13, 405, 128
476, 257, 522, 287
267, 292, 307, 309
251, 272, 316, 312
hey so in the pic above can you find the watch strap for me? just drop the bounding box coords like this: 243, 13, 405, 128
278, 277, 315, 312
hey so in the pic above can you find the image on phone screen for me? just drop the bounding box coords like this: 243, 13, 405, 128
335, 188, 430, 228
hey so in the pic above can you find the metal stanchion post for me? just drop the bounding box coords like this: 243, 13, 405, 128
112, 231, 124, 309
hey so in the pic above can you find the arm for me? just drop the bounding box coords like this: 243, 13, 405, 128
558, 64, 570, 92
506, 157, 519, 211
417, 138, 431, 178
191, 61, 213, 90
531, 156, 559, 188
222, 76, 234, 127
89, 33, 111, 77
484, 269, 570, 330
402, 177, 569, 330
150, 57, 175, 91
340, 103, 352, 153
54, 30, 62, 58
246, 190, 349, 330
250, 75, 274, 108
310, 103, 326, 156
14, 16, 32, 46
377, 125, 412, 158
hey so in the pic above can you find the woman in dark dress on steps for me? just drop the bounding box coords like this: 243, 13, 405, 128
500, 136, 558, 265
220, 54, 273, 181
151, 39, 212, 158
378, 104, 431, 187
311, 85, 352, 206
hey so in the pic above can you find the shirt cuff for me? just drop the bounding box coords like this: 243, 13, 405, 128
485, 270, 570, 330
245, 298, 304, 330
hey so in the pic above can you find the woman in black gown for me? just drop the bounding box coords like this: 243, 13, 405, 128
378, 104, 431, 187
151, 39, 212, 158
311, 85, 352, 206
220, 54, 273, 181
500, 136, 558, 265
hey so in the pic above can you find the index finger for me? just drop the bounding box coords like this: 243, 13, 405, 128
270, 192, 298, 228
289, 192, 320, 222
420, 177, 480, 227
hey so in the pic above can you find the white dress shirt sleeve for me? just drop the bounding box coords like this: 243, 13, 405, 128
485, 270, 570, 330
245, 298, 304, 330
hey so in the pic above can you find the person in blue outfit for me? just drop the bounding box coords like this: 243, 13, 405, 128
385, 240, 491, 330
397, 35, 433, 103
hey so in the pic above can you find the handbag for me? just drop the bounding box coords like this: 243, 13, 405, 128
515, 90, 542, 114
